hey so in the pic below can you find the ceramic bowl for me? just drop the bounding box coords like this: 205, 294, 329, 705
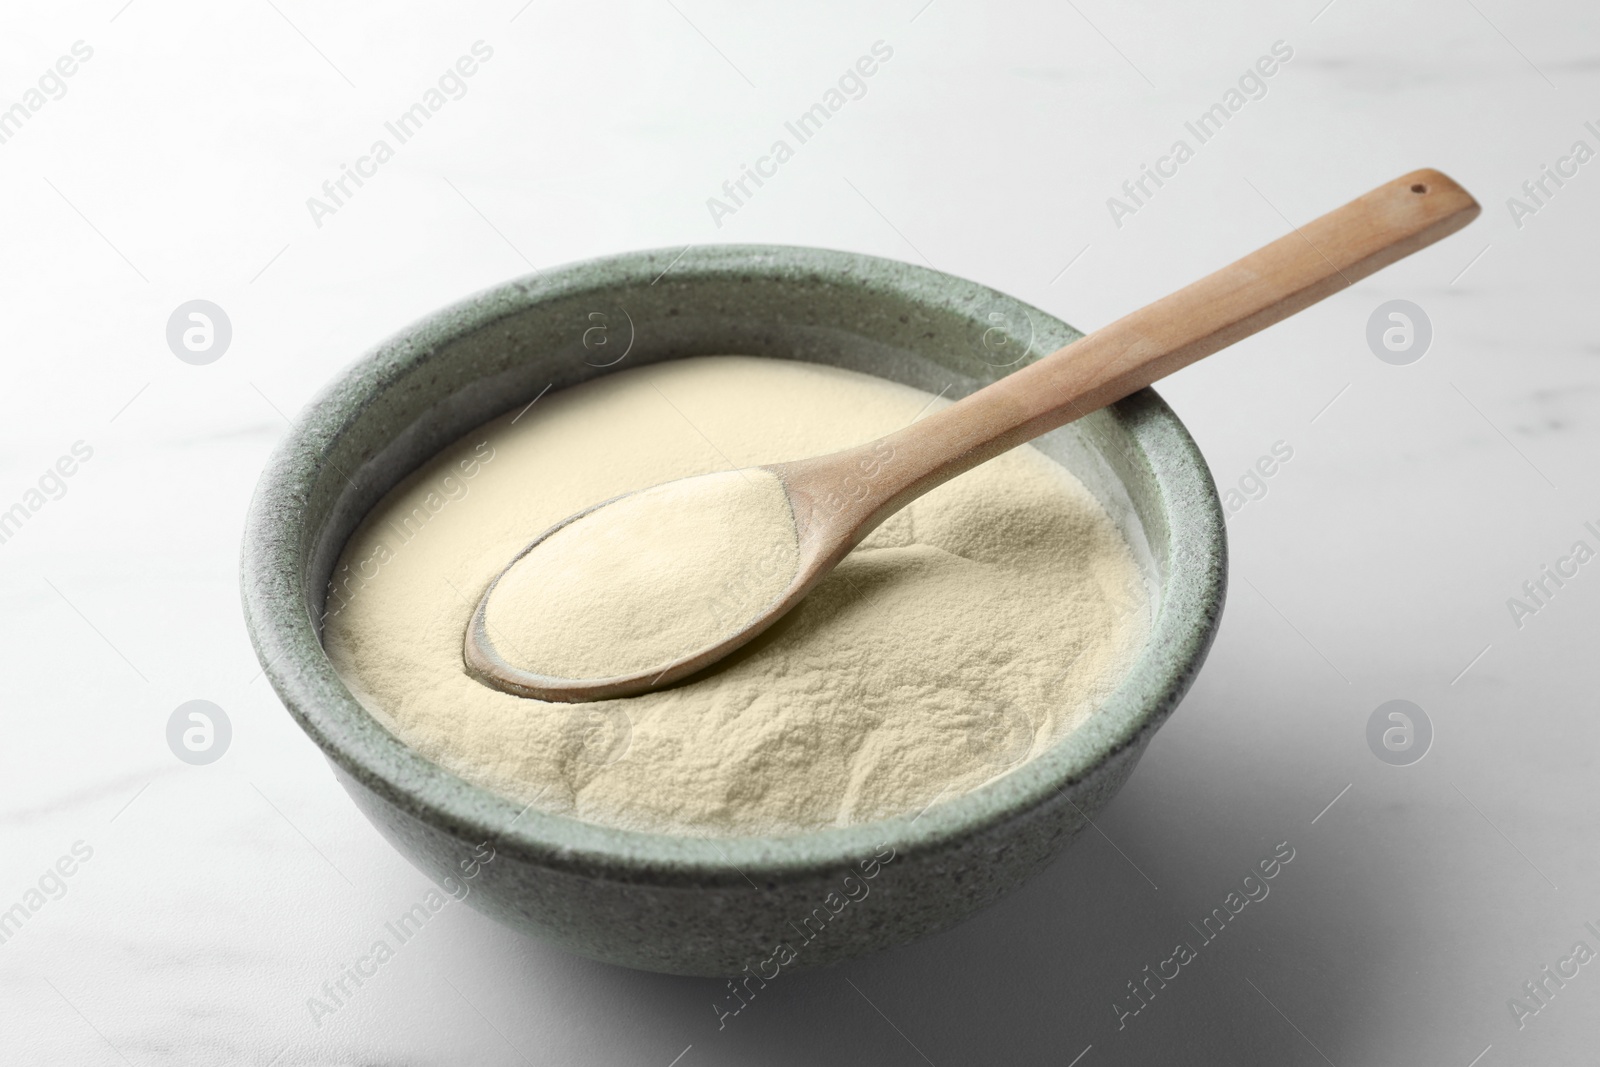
240, 245, 1226, 977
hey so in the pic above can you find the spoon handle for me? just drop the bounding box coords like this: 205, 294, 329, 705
838, 169, 1478, 528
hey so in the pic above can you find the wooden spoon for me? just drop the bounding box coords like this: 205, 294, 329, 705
466, 169, 1479, 702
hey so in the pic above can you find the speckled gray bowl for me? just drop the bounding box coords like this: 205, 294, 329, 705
241, 245, 1225, 977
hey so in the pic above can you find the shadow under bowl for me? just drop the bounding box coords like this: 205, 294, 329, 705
240, 244, 1227, 977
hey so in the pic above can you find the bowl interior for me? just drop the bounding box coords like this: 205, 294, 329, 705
242, 244, 1225, 883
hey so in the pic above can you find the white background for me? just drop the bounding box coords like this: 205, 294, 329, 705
2, 0, 1597, 1063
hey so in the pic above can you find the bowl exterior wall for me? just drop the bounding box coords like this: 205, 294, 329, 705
332, 740, 1147, 976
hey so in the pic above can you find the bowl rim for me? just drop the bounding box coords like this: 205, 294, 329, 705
240, 243, 1226, 887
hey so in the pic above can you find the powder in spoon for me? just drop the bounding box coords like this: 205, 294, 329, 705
481, 469, 798, 680
322, 356, 1150, 837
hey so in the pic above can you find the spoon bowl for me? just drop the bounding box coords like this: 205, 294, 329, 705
464, 468, 804, 700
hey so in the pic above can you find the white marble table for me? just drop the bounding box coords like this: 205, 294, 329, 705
3, 0, 1597, 1063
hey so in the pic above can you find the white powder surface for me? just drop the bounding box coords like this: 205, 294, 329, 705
481, 468, 799, 679
323, 356, 1151, 837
